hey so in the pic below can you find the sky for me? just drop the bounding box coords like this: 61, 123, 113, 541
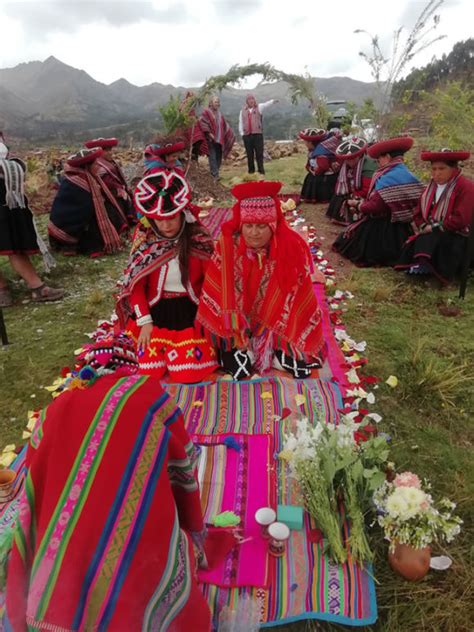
0, 0, 471, 87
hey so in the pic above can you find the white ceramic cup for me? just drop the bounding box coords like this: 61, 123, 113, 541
255, 507, 276, 538
268, 521, 290, 557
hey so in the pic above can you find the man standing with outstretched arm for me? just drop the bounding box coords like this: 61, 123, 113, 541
239, 94, 278, 175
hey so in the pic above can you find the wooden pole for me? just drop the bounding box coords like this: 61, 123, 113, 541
459, 212, 474, 299
0, 308, 8, 346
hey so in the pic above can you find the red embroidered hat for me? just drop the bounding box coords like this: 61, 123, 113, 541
367, 136, 414, 159
84, 137, 118, 149
336, 137, 367, 161
231, 181, 282, 232
298, 128, 327, 142
420, 148, 470, 162
133, 168, 191, 219
67, 147, 104, 167
144, 142, 186, 159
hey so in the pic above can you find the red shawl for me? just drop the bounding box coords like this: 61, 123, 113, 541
196, 183, 324, 370
199, 108, 235, 158
3, 375, 210, 631
335, 155, 365, 196
116, 222, 214, 327
95, 156, 131, 200
419, 169, 463, 225
63, 164, 128, 253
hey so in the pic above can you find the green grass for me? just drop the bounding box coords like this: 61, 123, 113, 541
1, 158, 473, 631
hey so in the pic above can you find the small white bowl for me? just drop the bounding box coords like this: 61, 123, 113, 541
255, 507, 276, 526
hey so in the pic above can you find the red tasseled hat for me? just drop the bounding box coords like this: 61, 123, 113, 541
298, 128, 327, 142
67, 147, 104, 167
133, 168, 192, 220
84, 137, 118, 149
368, 136, 414, 159
420, 149, 470, 162
335, 137, 368, 161
231, 181, 280, 232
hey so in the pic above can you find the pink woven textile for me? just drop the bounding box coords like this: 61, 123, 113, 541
196, 433, 272, 588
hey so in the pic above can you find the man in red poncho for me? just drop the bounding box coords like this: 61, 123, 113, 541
199, 96, 235, 179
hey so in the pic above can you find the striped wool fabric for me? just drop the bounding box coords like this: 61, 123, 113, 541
164, 376, 377, 627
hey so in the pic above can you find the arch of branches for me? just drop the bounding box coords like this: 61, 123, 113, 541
159, 63, 328, 135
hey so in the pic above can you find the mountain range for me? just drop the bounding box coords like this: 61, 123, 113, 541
0, 56, 379, 142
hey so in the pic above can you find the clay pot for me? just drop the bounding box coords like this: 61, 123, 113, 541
388, 543, 431, 581
0, 469, 17, 503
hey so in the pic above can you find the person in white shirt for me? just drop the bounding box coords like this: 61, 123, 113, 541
239, 95, 278, 175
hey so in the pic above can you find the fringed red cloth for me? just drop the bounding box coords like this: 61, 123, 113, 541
415, 172, 474, 235
196, 185, 324, 371
63, 164, 126, 253
3, 375, 211, 631
199, 108, 235, 158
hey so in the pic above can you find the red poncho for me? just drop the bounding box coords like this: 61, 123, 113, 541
3, 375, 211, 631
196, 181, 324, 371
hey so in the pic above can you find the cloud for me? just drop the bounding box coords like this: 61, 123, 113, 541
212, 0, 263, 19
3, 0, 189, 36
176, 48, 235, 85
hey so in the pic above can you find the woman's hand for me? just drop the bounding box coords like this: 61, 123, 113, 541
137, 323, 153, 352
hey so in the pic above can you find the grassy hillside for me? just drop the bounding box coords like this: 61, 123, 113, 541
1, 155, 473, 631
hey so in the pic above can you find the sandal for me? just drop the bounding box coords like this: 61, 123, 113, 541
31, 284, 65, 303
0, 287, 13, 308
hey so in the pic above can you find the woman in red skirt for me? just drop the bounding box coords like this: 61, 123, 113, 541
117, 168, 218, 383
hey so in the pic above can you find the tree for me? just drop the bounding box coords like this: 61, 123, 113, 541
392, 38, 474, 102
355, 0, 446, 130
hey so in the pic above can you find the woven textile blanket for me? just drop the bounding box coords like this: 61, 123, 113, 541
196, 434, 272, 588
166, 376, 377, 627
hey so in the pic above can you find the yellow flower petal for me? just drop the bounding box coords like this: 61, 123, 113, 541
386, 375, 398, 388
261, 391, 273, 399
2, 444, 16, 453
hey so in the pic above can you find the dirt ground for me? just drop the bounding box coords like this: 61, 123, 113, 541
299, 202, 354, 280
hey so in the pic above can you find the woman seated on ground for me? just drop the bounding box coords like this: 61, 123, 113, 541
117, 168, 218, 383
84, 137, 134, 223
326, 137, 377, 225
143, 137, 187, 176
196, 180, 325, 380
0, 144, 63, 306
300, 128, 342, 203
395, 149, 474, 283
48, 148, 130, 256
2, 374, 211, 631
333, 136, 424, 266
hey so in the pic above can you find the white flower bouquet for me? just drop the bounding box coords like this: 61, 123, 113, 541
373, 472, 462, 551
280, 416, 389, 564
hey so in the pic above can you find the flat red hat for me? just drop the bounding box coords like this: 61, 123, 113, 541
298, 128, 327, 142
84, 137, 118, 149
231, 180, 282, 201
67, 147, 104, 167
144, 142, 186, 158
420, 149, 470, 162
336, 137, 367, 161
368, 136, 414, 159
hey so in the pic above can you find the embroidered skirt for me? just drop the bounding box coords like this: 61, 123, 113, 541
127, 296, 218, 382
